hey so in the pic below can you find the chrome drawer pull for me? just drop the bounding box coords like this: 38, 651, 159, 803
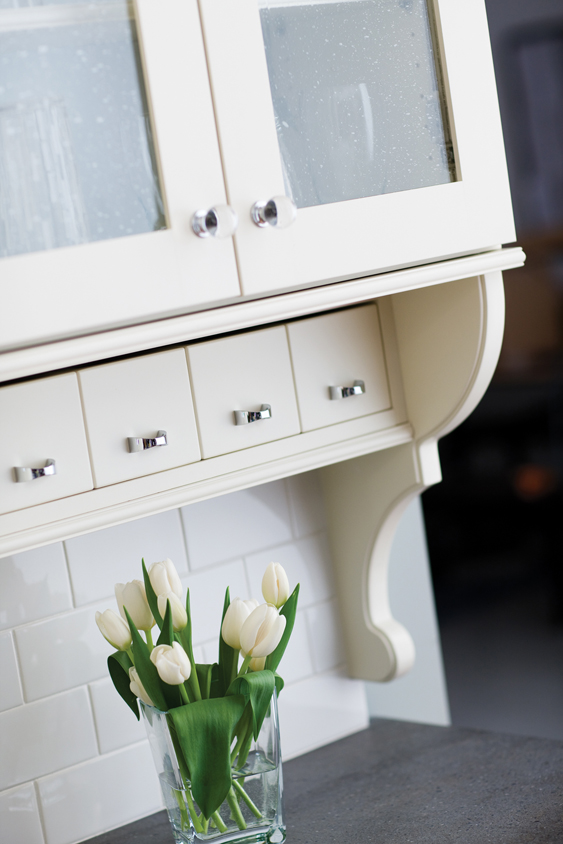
234, 404, 272, 426
192, 205, 238, 239
329, 380, 366, 401
251, 196, 297, 229
127, 430, 168, 453
15, 459, 56, 483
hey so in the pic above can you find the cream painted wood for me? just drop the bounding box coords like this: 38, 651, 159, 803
287, 304, 392, 431
198, 0, 514, 297
0, 247, 524, 384
320, 272, 505, 682
0, 0, 240, 353
78, 350, 200, 488
0, 374, 93, 515
187, 327, 301, 458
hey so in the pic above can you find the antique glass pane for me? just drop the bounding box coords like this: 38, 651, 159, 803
0, 0, 165, 258
259, 0, 456, 208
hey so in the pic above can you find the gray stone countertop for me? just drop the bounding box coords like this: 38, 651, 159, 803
86, 719, 563, 844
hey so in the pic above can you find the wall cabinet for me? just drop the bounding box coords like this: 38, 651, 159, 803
0, 0, 524, 686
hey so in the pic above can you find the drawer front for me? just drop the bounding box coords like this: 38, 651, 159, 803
187, 326, 301, 458
79, 350, 200, 487
287, 304, 391, 432
0, 374, 93, 514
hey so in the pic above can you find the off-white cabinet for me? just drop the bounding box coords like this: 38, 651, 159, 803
0, 0, 514, 353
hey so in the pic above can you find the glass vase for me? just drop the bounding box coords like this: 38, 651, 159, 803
141, 694, 285, 844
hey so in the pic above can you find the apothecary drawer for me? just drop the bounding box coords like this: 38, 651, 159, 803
78, 349, 200, 487
187, 326, 301, 458
0, 373, 93, 514
287, 304, 391, 432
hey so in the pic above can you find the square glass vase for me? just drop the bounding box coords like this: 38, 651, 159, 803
141, 694, 285, 844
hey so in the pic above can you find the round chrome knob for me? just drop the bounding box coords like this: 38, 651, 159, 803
251, 196, 297, 229
192, 205, 238, 239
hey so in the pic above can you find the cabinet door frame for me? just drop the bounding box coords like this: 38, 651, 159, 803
198, 0, 515, 297
0, 0, 239, 353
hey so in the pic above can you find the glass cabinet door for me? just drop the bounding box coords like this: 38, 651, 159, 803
199, 0, 515, 297
0, 0, 239, 351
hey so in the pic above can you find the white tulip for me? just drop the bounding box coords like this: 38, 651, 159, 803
115, 580, 154, 631
221, 598, 259, 650
148, 558, 183, 600
249, 656, 266, 671
95, 609, 132, 651
240, 603, 286, 659
129, 667, 154, 707
150, 642, 192, 685
157, 591, 188, 631
261, 563, 290, 609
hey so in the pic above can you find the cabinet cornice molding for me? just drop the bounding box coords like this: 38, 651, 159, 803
0, 247, 523, 383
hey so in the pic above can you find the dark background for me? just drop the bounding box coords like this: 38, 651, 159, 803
422, 0, 563, 740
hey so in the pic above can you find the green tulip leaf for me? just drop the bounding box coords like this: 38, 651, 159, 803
196, 663, 215, 700
156, 598, 174, 647
176, 589, 202, 702
209, 662, 222, 699
124, 608, 169, 712
218, 587, 237, 696
266, 583, 300, 674
274, 673, 285, 697
168, 695, 246, 819
142, 558, 163, 628
108, 650, 139, 720
227, 669, 275, 739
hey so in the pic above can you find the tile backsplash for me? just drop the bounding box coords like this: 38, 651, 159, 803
0, 473, 368, 844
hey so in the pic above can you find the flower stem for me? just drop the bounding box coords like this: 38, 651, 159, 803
145, 628, 154, 651
236, 654, 252, 678
212, 810, 228, 833
184, 788, 202, 834
126, 648, 135, 664
233, 779, 263, 818
226, 787, 247, 830
173, 789, 191, 832
179, 684, 190, 705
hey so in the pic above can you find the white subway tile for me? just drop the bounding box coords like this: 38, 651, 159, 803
285, 472, 326, 538
38, 742, 161, 844
65, 510, 188, 606
181, 481, 292, 569
0, 688, 98, 790
275, 611, 313, 686
0, 632, 23, 712
15, 607, 111, 702
277, 671, 368, 760
306, 600, 346, 673
182, 560, 249, 645
201, 639, 219, 665
245, 534, 334, 609
0, 543, 72, 631
0, 783, 45, 844
89, 678, 146, 755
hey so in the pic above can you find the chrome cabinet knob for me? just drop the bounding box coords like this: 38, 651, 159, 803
234, 404, 272, 425
15, 458, 56, 482
192, 205, 238, 239
329, 380, 366, 400
251, 196, 297, 229
127, 430, 168, 453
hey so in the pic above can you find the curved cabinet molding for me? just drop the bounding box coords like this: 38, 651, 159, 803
320, 273, 505, 682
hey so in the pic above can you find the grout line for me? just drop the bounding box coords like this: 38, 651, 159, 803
86, 684, 103, 756
301, 605, 318, 675
10, 628, 28, 704
283, 475, 300, 539
62, 539, 80, 608
32, 780, 48, 844
177, 506, 193, 573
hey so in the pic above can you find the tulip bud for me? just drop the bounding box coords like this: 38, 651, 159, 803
157, 591, 188, 631
150, 642, 192, 685
221, 598, 259, 650
148, 558, 183, 600
261, 563, 290, 609
95, 609, 132, 651
249, 656, 266, 672
115, 580, 154, 632
240, 603, 286, 659
129, 667, 154, 707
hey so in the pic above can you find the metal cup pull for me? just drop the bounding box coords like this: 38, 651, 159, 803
329, 380, 366, 401
192, 205, 238, 239
251, 196, 297, 229
127, 430, 168, 453
15, 458, 57, 483
234, 404, 272, 426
